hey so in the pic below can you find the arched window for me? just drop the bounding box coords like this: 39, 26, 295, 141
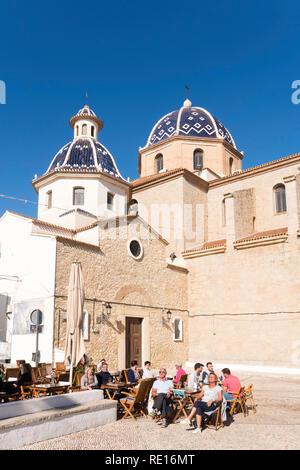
193, 149, 203, 170
274, 184, 287, 213
128, 199, 138, 214
73, 187, 84, 206
155, 154, 163, 173
222, 198, 226, 226
46, 190, 52, 209
76, 125, 79, 136
82, 124, 87, 135
91, 126, 94, 137
229, 157, 233, 175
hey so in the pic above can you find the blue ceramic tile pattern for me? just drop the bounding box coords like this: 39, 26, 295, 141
147, 106, 236, 148
94, 141, 121, 178
180, 107, 217, 138
46, 138, 122, 179
47, 142, 72, 172
149, 110, 179, 146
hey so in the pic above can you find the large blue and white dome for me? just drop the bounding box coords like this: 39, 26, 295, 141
45, 105, 124, 180
146, 99, 236, 149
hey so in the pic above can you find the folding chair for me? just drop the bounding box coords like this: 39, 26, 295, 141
202, 402, 224, 431
19, 385, 33, 400
227, 386, 247, 417
174, 374, 188, 389
118, 369, 129, 383
244, 384, 256, 414
120, 378, 155, 420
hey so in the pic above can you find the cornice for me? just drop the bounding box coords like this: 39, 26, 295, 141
32, 169, 131, 193
132, 168, 208, 193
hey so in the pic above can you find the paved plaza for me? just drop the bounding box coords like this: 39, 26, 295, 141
20, 372, 300, 450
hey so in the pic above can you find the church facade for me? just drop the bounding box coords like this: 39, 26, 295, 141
1, 97, 300, 374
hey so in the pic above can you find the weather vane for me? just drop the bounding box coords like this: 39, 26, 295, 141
85, 91, 88, 106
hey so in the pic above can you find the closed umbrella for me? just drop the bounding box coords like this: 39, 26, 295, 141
64, 261, 85, 388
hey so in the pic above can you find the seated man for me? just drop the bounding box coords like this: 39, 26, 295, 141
220, 368, 242, 402
127, 360, 140, 384
181, 372, 222, 434
202, 362, 214, 384
151, 368, 173, 427
187, 362, 204, 391
96, 363, 112, 387
173, 362, 186, 385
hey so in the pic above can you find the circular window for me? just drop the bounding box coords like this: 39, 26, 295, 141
128, 238, 143, 260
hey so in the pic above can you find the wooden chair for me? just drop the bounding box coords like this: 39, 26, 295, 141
19, 385, 33, 400
227, 386, 247, 417
118, 369, 129, 383
55, 362, 66, 373
202, 402, 224, 431
120, 378, 156, 420
243, 384, 256, 414
31, 367, 38, 382
174, 374, 188, 389
5, 368, 19, 380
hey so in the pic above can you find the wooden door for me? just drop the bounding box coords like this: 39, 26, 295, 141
126, 317, 142, 368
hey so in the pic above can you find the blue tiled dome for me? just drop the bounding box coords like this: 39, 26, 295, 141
146, 100, 236, 149
46, 138, 124, 179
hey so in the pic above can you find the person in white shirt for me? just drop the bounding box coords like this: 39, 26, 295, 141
150, 368, 173, 427
142, 361, 155, 379
181, 372, 222, 434
187, 362, 204, 391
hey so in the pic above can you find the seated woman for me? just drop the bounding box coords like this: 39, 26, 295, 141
127, 360, 140, 384
181, 372, 222, 434
3, 363, 32, 395
80, 366, 98, 390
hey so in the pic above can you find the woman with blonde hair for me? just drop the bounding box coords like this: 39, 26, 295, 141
80, 366, 98, 390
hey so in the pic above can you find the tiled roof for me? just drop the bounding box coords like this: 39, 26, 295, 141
235, 227, 288, 243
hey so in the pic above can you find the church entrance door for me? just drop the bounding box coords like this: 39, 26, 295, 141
125, 317, 142, 368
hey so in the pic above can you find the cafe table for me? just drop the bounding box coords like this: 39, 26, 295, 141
100, 382, 134, 400
172, 389, 200, 423
30, 382, 70, 398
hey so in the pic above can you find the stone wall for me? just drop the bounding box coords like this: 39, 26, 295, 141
186, 236, 300, 368
53, 221, 188, 371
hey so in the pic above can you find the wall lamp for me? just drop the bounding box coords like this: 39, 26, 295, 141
97, 301, 112, 324
162, 309, 172, 326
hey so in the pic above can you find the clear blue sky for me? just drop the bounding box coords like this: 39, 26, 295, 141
0, 0, 300, 218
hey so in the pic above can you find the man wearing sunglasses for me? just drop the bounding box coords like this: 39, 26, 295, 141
150, 368, 174, 427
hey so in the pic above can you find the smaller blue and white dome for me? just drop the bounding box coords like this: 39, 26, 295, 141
146, 99, 236, 149
46, 138, 124, 180
45, 104, 124, 179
